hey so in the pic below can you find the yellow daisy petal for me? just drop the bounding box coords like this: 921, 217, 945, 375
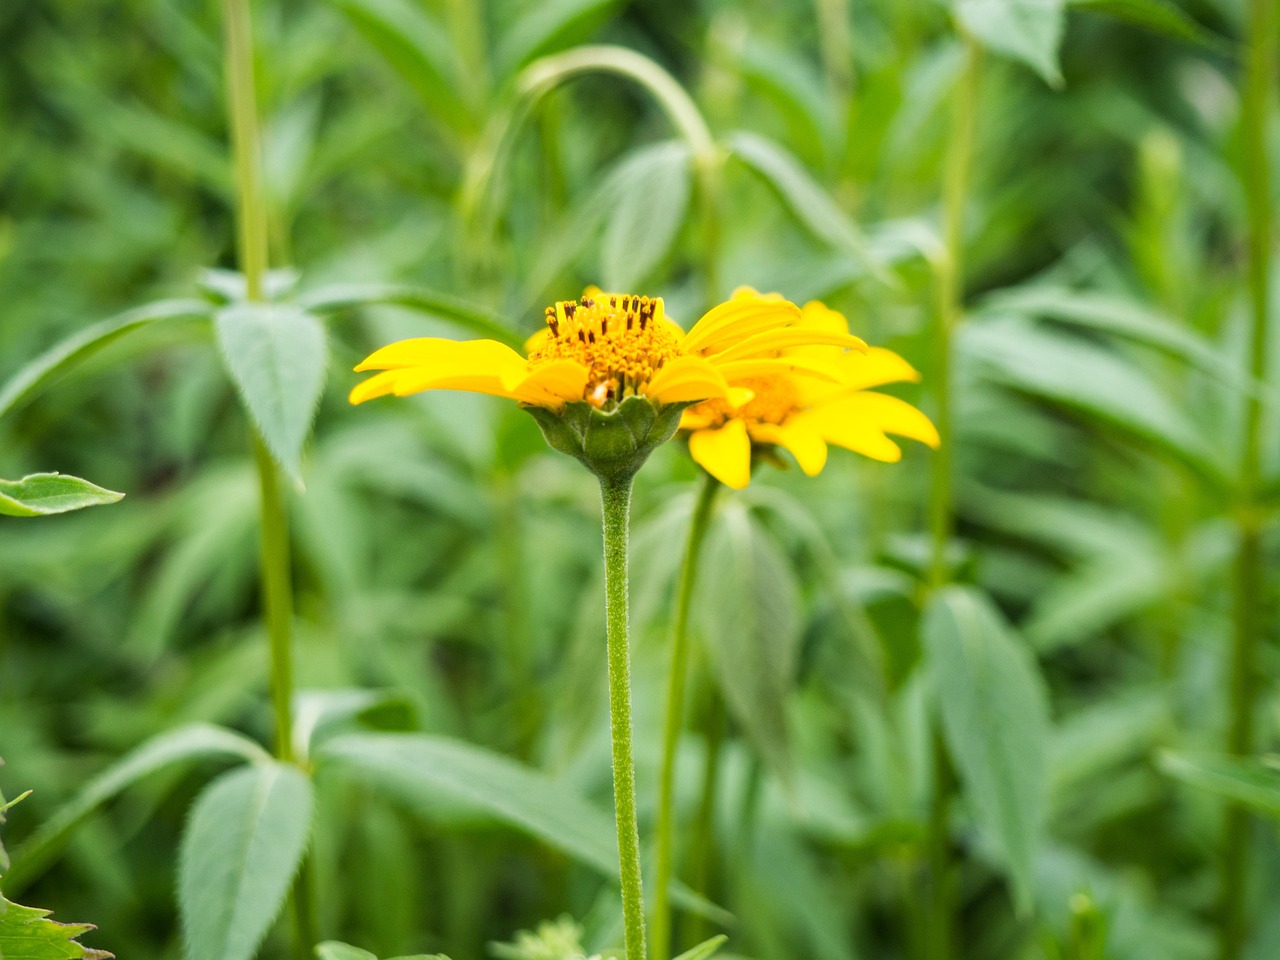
793, 408, 903, 462
506, 359, 590, 405
682, 298, 803, 355
688, 419, 752, 490
750, 419, 829, 476
797, 300, 851, 335
349, 369, 404, 405
647, 356, 733, 404
711, 327, 868, 363
354, 337, 526, 373
715, 356, 845, 384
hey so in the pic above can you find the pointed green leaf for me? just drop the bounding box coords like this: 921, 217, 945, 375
214, 303, 328, 479
954, 0, 1066, 87
0, 300, 211, 420
672, 935, 729, 960
495, 0, 619, 76
299, 284, 520, 347
923, 586, 1050, 908
1068, 0, 1229, 51
3, 724, 267, 894
726, 131, 885, 282
0, 896, 110, 960
0, 474, 124, 518
317, 733, 730, 924
178, 762, 314, 960
1158, 751, 1280, 819
697, 501, 802, 780
599, 141, 693, 292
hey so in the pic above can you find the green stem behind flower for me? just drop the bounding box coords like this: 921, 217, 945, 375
651, 471, 720, 960
223, 2, 313, 957
1221, 1, 1276, 956
600, 475, 648, 960
923, 31, 981, 960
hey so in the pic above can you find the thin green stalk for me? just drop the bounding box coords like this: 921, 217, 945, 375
223, 2, 313, 956
924, 32, 981, 960
223, 0, 267, 303
600, 475, 647, 960
652, 471, 720, 960
1220, 2, 1276, 956
686, 682, 726, 948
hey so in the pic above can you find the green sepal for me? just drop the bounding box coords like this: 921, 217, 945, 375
523, 396, 689, 483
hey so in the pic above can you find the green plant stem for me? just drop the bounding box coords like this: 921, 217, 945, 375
651, 471, 720, 960
600, 474, 647, 960
1220, 2, 1276, 957
923, 32, 980, 960
224, 2, 314, 957
687, 681, 726, 948
222, 0, 268, 303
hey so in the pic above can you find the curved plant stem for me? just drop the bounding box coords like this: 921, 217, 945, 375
923, 31, 981, 960
223, 2, 314, 957
652, 471, 720, 960
600, 475, 648, 960
1221, 1, 1275, 957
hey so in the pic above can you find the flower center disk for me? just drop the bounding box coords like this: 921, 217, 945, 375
530, 294, 679, 407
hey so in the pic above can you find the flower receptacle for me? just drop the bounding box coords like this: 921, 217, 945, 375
524, 396, 689, 483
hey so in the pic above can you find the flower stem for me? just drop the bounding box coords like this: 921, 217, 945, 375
652, 471, 720, 960
923, 31, 980, 960
599, 474, 648, 960
222, 0, 267, 303
1221, 1, 1275, 956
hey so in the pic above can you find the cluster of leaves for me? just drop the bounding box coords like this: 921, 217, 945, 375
1, 1, 1278, 960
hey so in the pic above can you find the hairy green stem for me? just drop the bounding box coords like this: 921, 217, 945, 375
651, 472, 720, 960
923, 32, 981, 960
1220, 1, 1276, 956
600, 475, 647, 960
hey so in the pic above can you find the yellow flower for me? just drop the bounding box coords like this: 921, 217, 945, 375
679, 295, 940, 489
350, 291, 864, 410
349, 289, 868, 481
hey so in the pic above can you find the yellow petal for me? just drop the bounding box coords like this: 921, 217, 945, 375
507, 359, 590, 404
349, 370, 404, 405
795, 391, 939, 462
798, 301, 850, 335
682, 297, 802, 355
647, 356, 732, 403
710, 327, 867, 363
750, 419, 828, 476
794, 347, 922, 405
688, 419, 752, 490
354, 337, 526, 373
727, 386, 756, 408
715, 356, 845, 384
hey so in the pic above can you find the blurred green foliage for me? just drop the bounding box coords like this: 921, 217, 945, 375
1, 1, 1278, 960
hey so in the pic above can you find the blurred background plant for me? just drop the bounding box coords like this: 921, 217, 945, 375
0, 1, 1277, 960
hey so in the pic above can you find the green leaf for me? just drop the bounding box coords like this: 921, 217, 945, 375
0, 474, 124, 518
0, 896, 110, 960
923, 586, 1050, 909
317, 733, 730, 923
319, 732, 617, 872
1068, 0, 1230, 51
299, 283, 522, 348
3, 724, 267, 894
976, 286, 1235, 382
1158, 751, 1280, 819
726, 131, 885, 282
214, 303, 329, 480
965, 320, 1225, 481
494, 0, 619, 77
954, 0, 1066, 87
697, 501, 802, 780
0, 300, 211, 421
599, 141, 693, 292
179, 762, 315, 960
326, 0, 472, 136
672, 935, 729, 960
316, 941, 450, 960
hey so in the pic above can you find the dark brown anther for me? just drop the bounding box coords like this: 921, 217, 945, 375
601, 318, 609, 333
588, 331, 596, 343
